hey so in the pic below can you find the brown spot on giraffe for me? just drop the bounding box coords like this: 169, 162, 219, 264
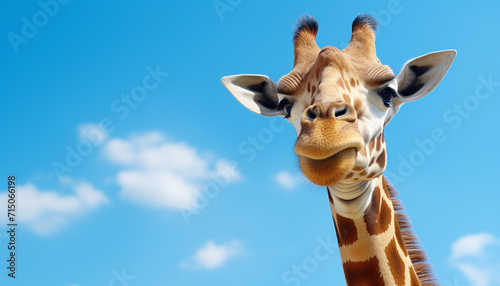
353, 98, 364, 118
343, 256, 385, 286
349, 78, 356, 88
409, 266, 420, 286
311, 85, 316, 95
376, 149, 386, 169
342, 93, 350, 103
353, 166, 364, 172
385, 238, 407, 285
307, 82, 311, 93
376, 134, 384, 151
364, 186, 392, 235
369, 137, 376, 153
336, 214, 358, 246
395, 220, 408, 257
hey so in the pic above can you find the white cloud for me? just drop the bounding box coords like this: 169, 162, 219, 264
455, 263, 491, 286
183, 240, 243, 269
451, 233, 495, 259
0, 180, 108, 236
275, 171, 300, 190
103, 132, 241, 211
213, 159, 242, 182
117, 170, 199, 209
450, 233, 500, 286
77, 123, 109, 145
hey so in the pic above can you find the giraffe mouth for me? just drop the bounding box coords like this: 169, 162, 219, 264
293, 117, 364, 186
293, 118, 364, 160
298, 147, 358, 186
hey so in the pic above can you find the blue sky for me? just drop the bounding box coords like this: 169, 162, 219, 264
1, 1, 499, 285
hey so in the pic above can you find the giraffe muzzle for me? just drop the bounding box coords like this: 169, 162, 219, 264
294, 117, 364, 160
294, 117, 364, 186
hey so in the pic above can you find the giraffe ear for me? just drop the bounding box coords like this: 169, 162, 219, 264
221, 75, 286, 117
395, 50, 456, 104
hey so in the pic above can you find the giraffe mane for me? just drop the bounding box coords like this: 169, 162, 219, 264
384, 177, 440, 286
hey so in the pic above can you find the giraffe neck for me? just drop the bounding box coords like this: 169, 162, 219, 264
328, 175, 422, 286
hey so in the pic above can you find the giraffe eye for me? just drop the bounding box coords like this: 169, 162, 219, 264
378, 87, 396, 107
279, 99, 294, 118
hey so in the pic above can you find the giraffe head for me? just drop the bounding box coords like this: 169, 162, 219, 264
222, 15, 455, 187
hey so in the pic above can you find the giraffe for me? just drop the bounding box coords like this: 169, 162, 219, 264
221, 14, 455, 285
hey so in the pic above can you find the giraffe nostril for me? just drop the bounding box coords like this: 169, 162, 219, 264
307, 108, 317, 121
335, 107, 347, 118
